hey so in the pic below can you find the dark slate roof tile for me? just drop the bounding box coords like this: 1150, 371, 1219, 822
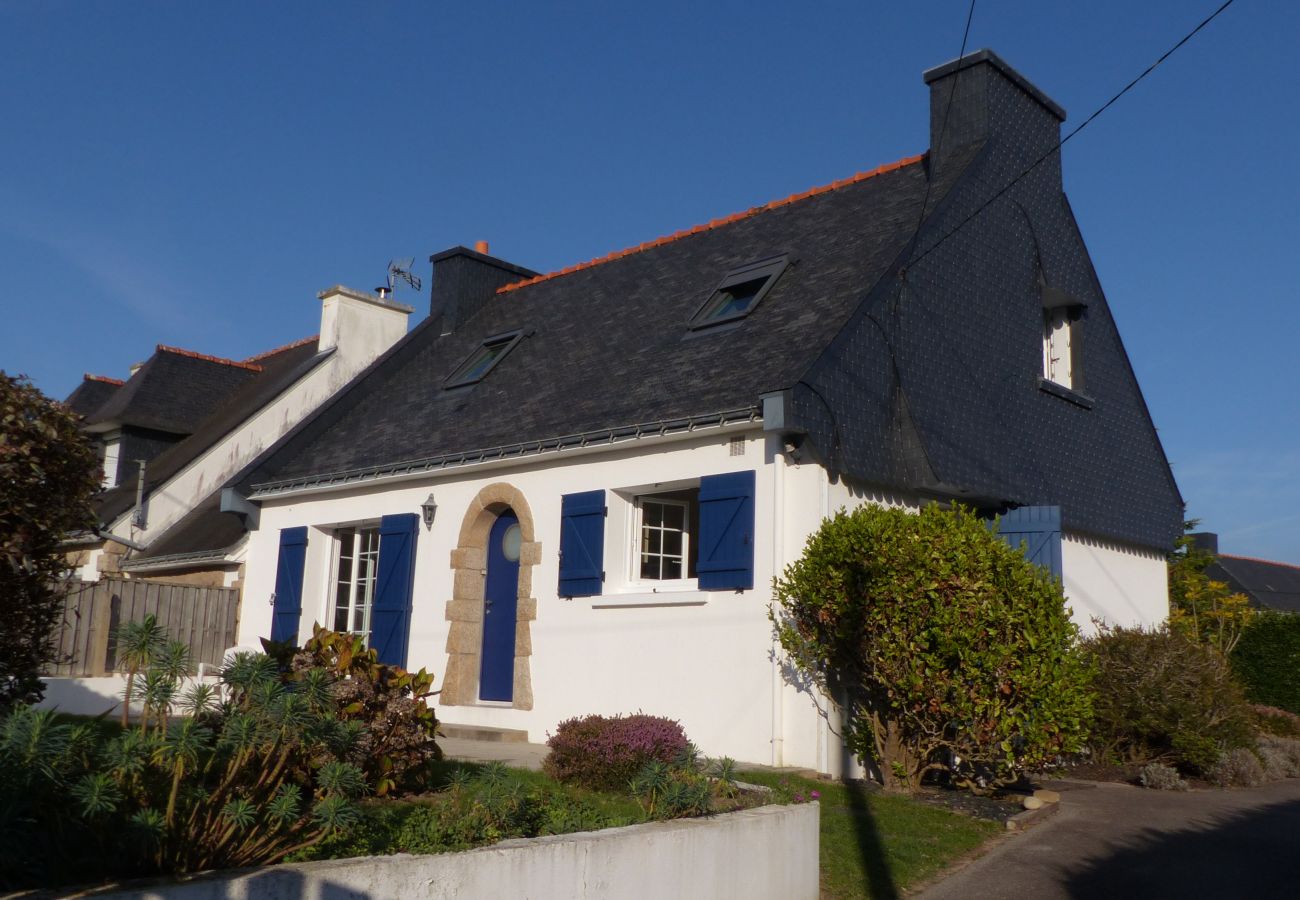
64, 375, 123, 418
87, 346, 262, 434
1209, 556, 1300, 614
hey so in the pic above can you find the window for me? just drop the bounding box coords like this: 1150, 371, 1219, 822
445, 330, 523, 387
689, 255, 790, 329
634, 489, 699, 582
332, 526, 380, 637
101, 437, 121, 488
1042, 308, 1073, 388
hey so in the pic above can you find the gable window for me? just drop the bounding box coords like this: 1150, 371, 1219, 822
445, 330, 523, 388
635, 490, 700, 582
689, 255, 790, 329
1042, 308, 1073, 388
332, 525, 380, 637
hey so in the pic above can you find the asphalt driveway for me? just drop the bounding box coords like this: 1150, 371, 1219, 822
916, 778, 1300, 899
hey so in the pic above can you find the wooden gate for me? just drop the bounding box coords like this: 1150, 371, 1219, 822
46, 578, 240, 677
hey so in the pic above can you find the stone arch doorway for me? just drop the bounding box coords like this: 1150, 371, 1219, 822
442, 483, 540, 709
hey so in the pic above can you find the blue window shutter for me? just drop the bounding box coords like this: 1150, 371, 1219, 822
370, 513, 419, 667
997, 506, 1063, 579
270, 527, 308, 643
698, 470, 756, 591
559, 490, 605, 597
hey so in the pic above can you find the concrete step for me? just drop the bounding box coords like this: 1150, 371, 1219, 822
439, 724, 532, 744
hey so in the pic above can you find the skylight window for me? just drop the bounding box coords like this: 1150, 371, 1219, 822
445, 331, 523, 388
689, 255, 791, 329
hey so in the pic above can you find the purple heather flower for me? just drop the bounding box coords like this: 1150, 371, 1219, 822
810, 790, 821, 800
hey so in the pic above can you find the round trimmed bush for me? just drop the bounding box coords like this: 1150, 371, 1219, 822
543, 713, 689, 792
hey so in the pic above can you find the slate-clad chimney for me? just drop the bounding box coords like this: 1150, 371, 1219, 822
1190, 532, 1220, 555
428, 246, 539, 335
922, 49, 1066, 186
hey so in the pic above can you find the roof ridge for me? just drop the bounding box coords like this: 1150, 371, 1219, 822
497, 153, 926, 295
155, 344, 263, 372
84, 373, 125, 386
244, 334, 319, 363
1218, 553, 1300, 571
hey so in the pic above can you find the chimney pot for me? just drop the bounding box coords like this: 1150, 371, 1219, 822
474, 240, 490, 255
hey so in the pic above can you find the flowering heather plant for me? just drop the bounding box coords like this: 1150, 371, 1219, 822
543, 713, 690, 792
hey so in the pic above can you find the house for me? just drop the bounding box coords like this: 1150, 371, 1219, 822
1191, 533, 1300, 614
228, 50, 1183, 775
63, 286, 414, 587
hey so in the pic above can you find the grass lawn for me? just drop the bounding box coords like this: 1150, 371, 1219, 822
742, 772, 1000, 900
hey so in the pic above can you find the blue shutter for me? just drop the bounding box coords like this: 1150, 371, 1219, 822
370, 513, 419, 667
997, 506, 1063, 579
559, 490, 605, 597
270, 527, 308, 643
698, 470, 756, 590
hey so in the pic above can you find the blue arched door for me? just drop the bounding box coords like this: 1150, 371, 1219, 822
479, 511, 521, 701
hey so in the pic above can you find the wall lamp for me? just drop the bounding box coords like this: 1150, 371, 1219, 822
420, 493, 438, 531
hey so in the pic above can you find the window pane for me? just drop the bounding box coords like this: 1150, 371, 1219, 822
663, 530, 682, 557
643, 502, 662, 528
663, 503, 685, 530
647, 529, 661, 555
663, 558, 682, 579
640, 555, 658, 580
333, 604, 349, 633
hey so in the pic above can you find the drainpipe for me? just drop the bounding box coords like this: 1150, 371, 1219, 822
770, 436, 785, 767
131, 459, 148, 529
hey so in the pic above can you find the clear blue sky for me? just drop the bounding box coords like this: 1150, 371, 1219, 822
2, 1, 1295, 560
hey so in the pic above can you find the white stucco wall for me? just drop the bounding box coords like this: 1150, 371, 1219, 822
236, 424, 1170, 774
98, 288, 410, 556
1062, 533, 1168, 633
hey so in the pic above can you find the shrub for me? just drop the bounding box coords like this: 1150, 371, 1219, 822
1260, 735, 1300, 776
1252, 705, 1300, 737
0, 372, 99, 709
1138, 762, 1187, 791
289, 625, 442, 796
1256, 744, 1293, 781
543, 713, 689, 792
0, 651, 370, 891
1208, 748, 1264, 788
771, 504, 1092, 792
1232, 613, 1300, 715
1082, 625, 1255, 773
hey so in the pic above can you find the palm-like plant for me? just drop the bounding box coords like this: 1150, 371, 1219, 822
116, 615, 168, 726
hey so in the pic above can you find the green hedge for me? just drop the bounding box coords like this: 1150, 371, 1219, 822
1232, 613, 1300, 714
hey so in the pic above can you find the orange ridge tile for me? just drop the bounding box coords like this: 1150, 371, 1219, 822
244, 334, 319, 363
1218, 554, 1300, 572
496, 152, 925, 294
155, 345, 264, 372
84, 373, 125, 386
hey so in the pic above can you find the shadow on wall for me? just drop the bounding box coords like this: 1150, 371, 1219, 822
36, 675, 126, 717
1066, 797, 1300, 899
101, 866, 371, 899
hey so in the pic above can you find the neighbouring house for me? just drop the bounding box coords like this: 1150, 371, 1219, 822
227, 50, 1183, 775
1191, 533, 1300, 614
63, 286, 414, 588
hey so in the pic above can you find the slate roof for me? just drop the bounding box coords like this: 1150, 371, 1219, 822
1208, 555, 1300, 614
85, 346, 263, 435
248, 154, 957, 488
96, 337, 327, 527
241, 50, 1184, 552
64, 375, 123, 418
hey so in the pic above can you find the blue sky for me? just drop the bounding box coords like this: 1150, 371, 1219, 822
2, 2, 1295, 560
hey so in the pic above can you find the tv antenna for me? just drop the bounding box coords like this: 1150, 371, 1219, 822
383, 257, 422, 296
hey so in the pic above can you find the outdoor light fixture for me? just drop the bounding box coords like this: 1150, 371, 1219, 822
420, 493, 438, 531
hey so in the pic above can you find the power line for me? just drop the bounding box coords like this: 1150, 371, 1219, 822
903, 0, 1237, 273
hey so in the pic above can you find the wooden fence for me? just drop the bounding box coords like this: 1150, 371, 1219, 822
46, 578, 240, 677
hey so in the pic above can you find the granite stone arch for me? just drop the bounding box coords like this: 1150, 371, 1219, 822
441, 482, 541, 709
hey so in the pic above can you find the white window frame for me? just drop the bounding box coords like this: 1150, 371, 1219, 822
100, 436, 121, 488
1042, 308, 1073, 388
329, 525, 380, 640
627, 489, 699, 591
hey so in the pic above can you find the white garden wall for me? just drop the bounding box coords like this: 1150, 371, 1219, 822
96, 802, 820, 900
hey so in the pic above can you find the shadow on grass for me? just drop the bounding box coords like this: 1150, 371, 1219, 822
843, 779, 899, 900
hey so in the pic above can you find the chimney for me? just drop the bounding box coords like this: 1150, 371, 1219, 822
317, 285, 412, 360
921, 49, 1066, 186
1189, 532, 1220, 555
428, 245, 538, 336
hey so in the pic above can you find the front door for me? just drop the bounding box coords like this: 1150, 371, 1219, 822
479, 511, 521, 701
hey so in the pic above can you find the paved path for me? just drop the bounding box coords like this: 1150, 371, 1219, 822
918, 778, 1300, 899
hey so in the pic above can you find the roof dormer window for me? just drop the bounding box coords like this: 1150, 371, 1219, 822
445, 330, 523, 388
689, 255, 791, 329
